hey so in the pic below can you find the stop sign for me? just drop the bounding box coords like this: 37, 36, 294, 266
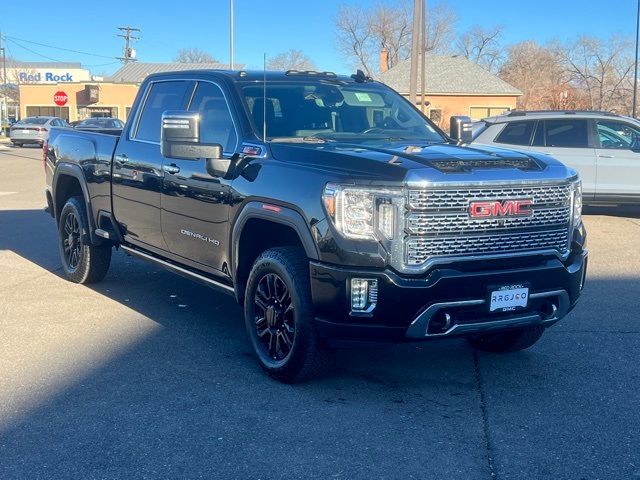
53, 91, 68, 106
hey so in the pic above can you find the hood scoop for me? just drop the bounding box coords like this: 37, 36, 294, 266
428, 156, 544, 173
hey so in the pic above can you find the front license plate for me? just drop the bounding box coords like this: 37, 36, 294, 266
21, 130, 30, 134
489, 285, 529, 312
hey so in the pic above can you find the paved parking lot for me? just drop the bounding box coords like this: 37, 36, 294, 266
1, 143, 639, 479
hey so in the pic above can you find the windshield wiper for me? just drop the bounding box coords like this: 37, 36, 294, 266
270, 136, 335, 144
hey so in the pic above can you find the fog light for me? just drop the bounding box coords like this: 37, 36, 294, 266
350, 278, 378, 313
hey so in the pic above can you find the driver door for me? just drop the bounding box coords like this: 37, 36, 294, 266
594, 119, 640, 201
160, 81, 239, 275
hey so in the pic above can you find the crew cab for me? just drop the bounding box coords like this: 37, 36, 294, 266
44, 70, 588, 382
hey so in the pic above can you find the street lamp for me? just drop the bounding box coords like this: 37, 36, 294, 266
230, 0, 235, 70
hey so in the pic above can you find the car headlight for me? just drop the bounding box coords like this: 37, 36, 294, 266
322, 183, 403, 241
572, 180, 582, 227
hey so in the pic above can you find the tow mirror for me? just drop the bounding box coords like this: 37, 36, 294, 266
161, 110, 231, 177
449, 115, 473, 144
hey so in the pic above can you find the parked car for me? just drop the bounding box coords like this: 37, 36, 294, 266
44, 70, 587, 382
73, 117, 125, 130
472, 110, 640, 205
10, 116, 69, 147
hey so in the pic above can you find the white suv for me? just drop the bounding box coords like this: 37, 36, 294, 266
471, 111, 640, 205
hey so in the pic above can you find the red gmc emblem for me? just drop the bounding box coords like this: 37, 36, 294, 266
469, 199, 534, 218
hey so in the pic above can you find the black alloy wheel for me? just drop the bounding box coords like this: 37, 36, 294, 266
253, 273, 296, 361
62, 211, 83, 271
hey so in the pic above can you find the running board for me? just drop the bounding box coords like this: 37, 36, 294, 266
120, 245, 235, 297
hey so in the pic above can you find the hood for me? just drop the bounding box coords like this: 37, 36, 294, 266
268, 141, 576, 186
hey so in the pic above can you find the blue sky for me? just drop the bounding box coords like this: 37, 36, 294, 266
1, 0, 636, 75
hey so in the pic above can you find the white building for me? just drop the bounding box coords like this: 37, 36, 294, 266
4, 61, 92, 85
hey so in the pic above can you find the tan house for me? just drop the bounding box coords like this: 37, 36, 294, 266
378, 53, 522, 128
17, 61, 237, 123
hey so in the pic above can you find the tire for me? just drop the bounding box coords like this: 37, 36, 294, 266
58, 196, 112, 284
467, 325, 545, 353
244, 247, 333, 383
12, 142, 22, 147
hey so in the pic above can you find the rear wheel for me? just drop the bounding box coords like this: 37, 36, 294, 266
58, 196, 112, 284
244, 247, 333, 383
467, 325, 545, 353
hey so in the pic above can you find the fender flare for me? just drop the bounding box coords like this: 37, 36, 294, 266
52, 162, 99, 244
230, 201, 319, 279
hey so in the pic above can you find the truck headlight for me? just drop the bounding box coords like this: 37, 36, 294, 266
322, 183, 403, 241
572, 181, 582, 227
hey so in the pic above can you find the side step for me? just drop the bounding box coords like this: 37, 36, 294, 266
120, 245, 235, 297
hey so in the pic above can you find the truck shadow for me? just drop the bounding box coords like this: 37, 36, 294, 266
1, 209, 639, 478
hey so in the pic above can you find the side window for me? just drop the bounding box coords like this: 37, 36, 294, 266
135, 81, 192, 143
495, 121, 535, 146
544, 119, 589, 148
596, 120, 640, 150
188, 82, 238, 153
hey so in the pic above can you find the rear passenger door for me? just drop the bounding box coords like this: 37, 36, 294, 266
160, 80, 239, 276
112, 79, 194, 251
529, 119, 597, 199
594, 119, 640, 202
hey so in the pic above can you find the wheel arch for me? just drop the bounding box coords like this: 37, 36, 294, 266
231, 202, 319, 304
53, 163, 99, 244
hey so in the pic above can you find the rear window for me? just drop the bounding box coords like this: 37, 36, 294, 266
17, 117, 49, 125
495, 121, 535, 146
544, 119, 589, 148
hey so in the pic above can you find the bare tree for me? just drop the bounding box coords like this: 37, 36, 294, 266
335, 1, 457, 75
457, 25, 505, 73
499, 41, 573, 110
174, 48, 219, 63
267, 49, 316, 71
558, 35, 634, 114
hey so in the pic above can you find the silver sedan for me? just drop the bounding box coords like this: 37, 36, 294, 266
10, 117, 69, 147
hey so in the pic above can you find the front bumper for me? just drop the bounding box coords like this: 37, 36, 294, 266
310, 248, 588, 343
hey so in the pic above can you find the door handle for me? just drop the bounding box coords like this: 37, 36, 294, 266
163, 164, 181, 174
598, 154, 614, 158
114, 154, 129, 164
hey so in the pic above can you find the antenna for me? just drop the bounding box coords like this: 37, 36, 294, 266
263, 53, 267, 143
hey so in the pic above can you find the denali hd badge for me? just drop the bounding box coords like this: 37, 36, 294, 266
469, 199, 534, 219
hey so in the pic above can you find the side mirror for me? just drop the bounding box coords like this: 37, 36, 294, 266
449, 115, 473, 144
161, 110, 231, 176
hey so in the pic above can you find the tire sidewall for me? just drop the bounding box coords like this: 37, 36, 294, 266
58, 197, 89, 281
244, 252, 315, 380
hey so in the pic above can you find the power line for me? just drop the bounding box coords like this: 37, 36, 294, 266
4, 35, 117, 60
3, 37, 120, 68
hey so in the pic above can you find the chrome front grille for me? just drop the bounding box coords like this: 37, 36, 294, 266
408, 184, 572, 210
406, 207, 571, 235
404, 183, 573, 268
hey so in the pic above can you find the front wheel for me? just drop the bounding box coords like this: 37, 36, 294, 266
58, 196, 112, 284
244, 247, 333, 383
467, 325, 545, 353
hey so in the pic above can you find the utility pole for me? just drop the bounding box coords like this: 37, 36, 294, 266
420, 0, 427, 113
408, 0, 421, 104
117, 26, 140, 64
0, 31, 7, 135
230, 0, 235, 69
633, 0, 639, 118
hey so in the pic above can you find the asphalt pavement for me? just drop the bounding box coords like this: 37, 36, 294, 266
0, 144, 639, 479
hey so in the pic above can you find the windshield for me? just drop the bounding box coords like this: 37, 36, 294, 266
17, 117, 49, 125
239, 80, 446, 144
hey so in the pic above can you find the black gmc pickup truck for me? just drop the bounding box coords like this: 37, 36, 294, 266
45, 70, 587, 382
